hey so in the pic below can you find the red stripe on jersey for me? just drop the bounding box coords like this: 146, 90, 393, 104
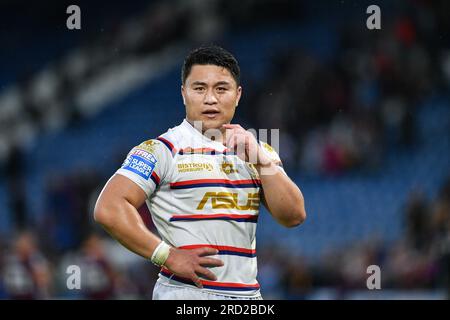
178, 244, 256, 255
178, 147, 218, 153
171, 214, 257, 220
156, 137, 176, 154
160, 268, 260, 289
170, 179, 261, 187
151, 171, 160, 185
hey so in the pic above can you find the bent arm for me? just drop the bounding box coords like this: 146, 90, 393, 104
94, 173, 223, 286
94, 174, 162, 259
257, 164, 306, 228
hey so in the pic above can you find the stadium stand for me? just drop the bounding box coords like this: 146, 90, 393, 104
0, 0, 449, 299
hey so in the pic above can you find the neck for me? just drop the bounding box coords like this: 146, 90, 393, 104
186, 118, 226, 143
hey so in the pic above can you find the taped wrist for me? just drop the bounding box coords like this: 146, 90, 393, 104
150, 241, 171, 267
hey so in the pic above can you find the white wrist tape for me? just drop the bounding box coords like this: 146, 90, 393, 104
150, 241, 171, 267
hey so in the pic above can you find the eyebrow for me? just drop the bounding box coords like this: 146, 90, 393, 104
215, 81, 231, 87
191, 81, 232, 87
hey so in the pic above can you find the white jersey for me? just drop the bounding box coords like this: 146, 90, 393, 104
116, 119, 283, 297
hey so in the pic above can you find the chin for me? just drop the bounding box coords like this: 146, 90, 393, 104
201, 118, 226, 131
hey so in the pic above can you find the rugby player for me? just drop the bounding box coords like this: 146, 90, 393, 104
94, 45, 306, 300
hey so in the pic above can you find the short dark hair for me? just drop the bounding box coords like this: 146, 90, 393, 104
181, 45, 240, 85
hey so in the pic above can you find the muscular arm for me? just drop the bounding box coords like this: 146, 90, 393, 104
94, 174, 223, 287
94, 174, 161, 259
257, 163, 306, 228
223, 123, 306, 228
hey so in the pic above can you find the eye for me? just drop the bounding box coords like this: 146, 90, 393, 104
217, 87, 228, 92
194, 87, 205, 92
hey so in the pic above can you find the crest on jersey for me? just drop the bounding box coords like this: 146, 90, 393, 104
221, 162, 238, 175
139, 140, 158, 154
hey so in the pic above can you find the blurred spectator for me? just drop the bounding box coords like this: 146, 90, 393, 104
281, 254, 313, 300
404, 190, 431, 251
60, 233, 117, 299
430, 176, 450, 298
0, 231, 52, 299
431, 177, 450, 241
4, 146, 27, 230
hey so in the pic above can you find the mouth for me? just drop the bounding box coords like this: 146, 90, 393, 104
202, 109, 220, 118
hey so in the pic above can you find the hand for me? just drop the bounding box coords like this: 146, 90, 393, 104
163, 247, 224, 288
222, 124, 271, 166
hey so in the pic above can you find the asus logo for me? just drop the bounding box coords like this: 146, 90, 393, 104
197, 192, 259, 210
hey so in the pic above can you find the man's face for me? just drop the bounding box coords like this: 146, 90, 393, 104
182, 64, 242, 132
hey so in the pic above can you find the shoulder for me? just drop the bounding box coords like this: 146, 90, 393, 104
136, 139, 161, 152
130, 138, 174, 159
155, 131, 178, 155
133, 123, 181, 153
132, 121, 184, 155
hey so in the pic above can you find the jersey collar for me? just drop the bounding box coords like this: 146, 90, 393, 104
181, 119, 227, 151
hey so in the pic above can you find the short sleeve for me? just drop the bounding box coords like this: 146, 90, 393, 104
259, 141, 286, 174
115, 139, 172, 197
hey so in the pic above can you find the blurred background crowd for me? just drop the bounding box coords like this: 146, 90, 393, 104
0, 0, 449, 299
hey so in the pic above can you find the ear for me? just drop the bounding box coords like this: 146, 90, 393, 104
181, 85, 186, 105
235, 86, 242, 107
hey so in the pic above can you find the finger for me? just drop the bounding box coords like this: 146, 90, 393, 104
226, 132, 247, 150
224, 126, 246, 137
196, 247, 219, 257
224, 131, 237, 149
224, 128, 237, 146
199, 257, 224, 268
233, 134, 249, 155
222, 123, 239, 128
195, 267, 217, 281
224, 125, 246, 135
191, 274, 204, 288
222, 124, 244, 130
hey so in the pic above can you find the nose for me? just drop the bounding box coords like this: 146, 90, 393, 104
204, 88, 218, 105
